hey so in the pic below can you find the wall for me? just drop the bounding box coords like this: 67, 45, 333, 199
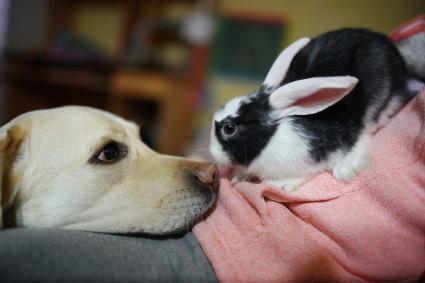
74, 2, 125, 58
1, 0, 49, 123
5, 0, 48, 52
220, 0, 425, 45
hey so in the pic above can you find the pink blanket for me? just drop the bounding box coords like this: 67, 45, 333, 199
193, 89, 425, 282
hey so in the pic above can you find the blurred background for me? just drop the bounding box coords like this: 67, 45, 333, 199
0, 0, 423, 156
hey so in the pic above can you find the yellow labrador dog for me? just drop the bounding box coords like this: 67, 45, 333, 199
0, 106, 218, 235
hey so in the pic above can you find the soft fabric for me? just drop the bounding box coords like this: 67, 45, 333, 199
0, 229, 217, 283
390, 14, 425, 81
193, 89, 425, 282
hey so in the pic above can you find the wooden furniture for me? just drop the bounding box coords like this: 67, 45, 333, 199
48, 0, 143, 60
3, 0, 212, 155
110, 70, 192, 155
3, 54, 111, 121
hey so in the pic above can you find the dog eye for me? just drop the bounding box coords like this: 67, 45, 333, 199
90, 142, 127, 165
221, 123, 238, 138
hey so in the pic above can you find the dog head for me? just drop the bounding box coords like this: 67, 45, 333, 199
0, 106, 217, 235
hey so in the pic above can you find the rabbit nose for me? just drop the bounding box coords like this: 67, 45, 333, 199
195, 163, 219, 190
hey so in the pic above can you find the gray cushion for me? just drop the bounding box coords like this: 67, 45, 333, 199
0, 228, 217, 283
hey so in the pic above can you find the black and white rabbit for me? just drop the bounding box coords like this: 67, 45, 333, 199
209, 28, 411, 191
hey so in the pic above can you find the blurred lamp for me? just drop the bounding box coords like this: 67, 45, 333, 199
181, 0, 216, 45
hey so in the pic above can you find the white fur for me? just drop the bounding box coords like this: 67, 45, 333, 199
211, 95, 251, 165
214, 96, 245, 122
247, 118, 312, 179
330, 133, 370, 181
210, 96, 248, 165
263, 38, 311, 88
209, 125, 231, 165
245, 124, 370, 191
263, 178, 306, 192
216, 116, 371, 191
0, 106, 216, 234
244, 118, 326, 191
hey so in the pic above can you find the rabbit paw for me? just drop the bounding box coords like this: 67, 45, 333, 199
332, 135, 369, 182
263, 178, 305, 192
231, 174, 260, 185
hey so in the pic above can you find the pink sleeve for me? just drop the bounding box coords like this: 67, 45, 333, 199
193, 89, 425, 283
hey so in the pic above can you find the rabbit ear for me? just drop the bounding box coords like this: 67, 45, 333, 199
269, 76, 359, 117
262, 38, 311, 89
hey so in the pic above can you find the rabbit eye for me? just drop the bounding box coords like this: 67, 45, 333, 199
221, 123, 238, 138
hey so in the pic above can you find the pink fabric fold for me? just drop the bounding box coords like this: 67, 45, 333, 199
193, 89, 425, 283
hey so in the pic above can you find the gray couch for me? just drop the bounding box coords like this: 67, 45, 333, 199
0, 228, 217, 283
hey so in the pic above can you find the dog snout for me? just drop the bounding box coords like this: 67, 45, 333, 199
195, 163, 219, 190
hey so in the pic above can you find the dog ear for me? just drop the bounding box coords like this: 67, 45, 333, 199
0, 131, 7, 227
0, 124, 26, 228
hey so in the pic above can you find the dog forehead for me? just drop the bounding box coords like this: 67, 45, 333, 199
24, 106, 129, 143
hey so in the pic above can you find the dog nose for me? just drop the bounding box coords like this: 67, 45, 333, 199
195, 163, 219, 188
